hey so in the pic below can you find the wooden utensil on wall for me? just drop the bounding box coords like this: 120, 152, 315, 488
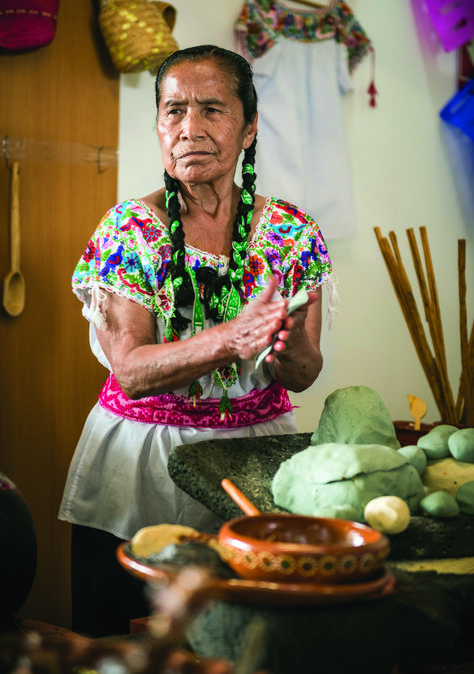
3, 161, 25, 316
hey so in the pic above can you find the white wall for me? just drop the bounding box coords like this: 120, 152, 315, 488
118, 1, 473, 432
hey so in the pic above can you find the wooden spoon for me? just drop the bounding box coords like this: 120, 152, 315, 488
221, 478, 261, 516
3, 162, 25, 316
407, 394, 427, 431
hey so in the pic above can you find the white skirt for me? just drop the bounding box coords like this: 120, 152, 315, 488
59, 401, 297, 541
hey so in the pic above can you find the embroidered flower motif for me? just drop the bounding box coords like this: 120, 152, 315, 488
83, 240, 96, 262
270, 211, 283, 226
292, 264, 305, 283
142, 224, 161, 243
265, 247, 281, 266
123, 252, 141, 273
243, 270, 256, 298
301, 249, 312, 269
248, 254, 266, 276
156, 257, 170, 285
267, 230, 284, 246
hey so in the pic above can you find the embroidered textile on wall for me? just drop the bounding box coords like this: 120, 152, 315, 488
235, 0, 373, 240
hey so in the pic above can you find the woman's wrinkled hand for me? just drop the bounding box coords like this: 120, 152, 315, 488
265, 291, 319, 364
227, 276, 290, 362
226, 276, 323, 393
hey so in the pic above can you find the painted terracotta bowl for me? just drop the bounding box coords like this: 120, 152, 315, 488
217, 514, 389, 584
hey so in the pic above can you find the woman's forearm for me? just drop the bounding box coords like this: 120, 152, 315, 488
111, 323, 235, 399
269, 289, 324, 392
272, 339, 323, 392
97, 279, 290, 399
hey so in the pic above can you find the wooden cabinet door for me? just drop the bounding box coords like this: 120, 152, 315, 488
0, 0, 119, 628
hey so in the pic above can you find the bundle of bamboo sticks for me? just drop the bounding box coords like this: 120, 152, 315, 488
374, 227, 473, 426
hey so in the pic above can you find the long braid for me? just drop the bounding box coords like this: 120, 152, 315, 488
164, 171, 193, 332
230, 137, 257, 280
164, 136, 257, 330
198, 136, 257, 321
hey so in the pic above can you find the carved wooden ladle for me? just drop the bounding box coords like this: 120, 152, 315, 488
407, 394, 427, 431
3, 162, 25, 316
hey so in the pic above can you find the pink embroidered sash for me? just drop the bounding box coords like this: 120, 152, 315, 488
98, 373, 294, 429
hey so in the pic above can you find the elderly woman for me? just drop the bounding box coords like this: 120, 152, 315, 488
59, 45, 335, 636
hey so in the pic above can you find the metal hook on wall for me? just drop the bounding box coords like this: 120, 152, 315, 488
3, 136, 21, 175
97, 146, 107, 174
3, 135, 12, 171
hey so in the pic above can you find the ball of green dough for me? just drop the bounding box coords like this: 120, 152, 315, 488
310, 385, 400, 450
417, 425, 458, 459
310, 505, 359, 520
364, 496, 411, 534
398, 445, 427, 475
448, 428, 474, 463
456, 480, 474, 515
272, 443, 424, 522
420, 490, 460, 517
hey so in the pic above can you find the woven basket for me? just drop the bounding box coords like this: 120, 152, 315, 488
99, 0, 178, 74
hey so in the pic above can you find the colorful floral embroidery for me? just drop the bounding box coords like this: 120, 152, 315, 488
72, 197, 333, 319
235, 0, 372, 73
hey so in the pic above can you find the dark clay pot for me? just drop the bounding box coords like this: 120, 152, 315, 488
0, 472, 37, 632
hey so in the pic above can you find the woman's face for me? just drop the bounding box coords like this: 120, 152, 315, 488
157, 60, 257, 187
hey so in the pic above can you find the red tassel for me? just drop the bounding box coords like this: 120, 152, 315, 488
367, 46, 378, 108
367, 81, 378, 107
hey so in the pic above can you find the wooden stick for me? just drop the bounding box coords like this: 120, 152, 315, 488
420, 226, 451, 403
386, 230, 445, 408
406, 229, 457, 424
374, 228, 445, 416
456, 312, 473, 420
420, 227, 444, 351
458, 240, 473, 425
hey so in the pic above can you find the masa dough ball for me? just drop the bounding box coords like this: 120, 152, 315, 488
420, 491, 460, 518
310, 385, 400, 450
418, 425, 458, 459
309, 504, 359, 520
272, 442, 424, 522
448, 428, 474, 463
364, 496, 411, 534
456, 481, 474, 515
422, 457, 474, 497
130, 523, 198, 558
398, 445, 427, 475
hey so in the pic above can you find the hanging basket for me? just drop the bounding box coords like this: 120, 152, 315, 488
99, 0, 179, 75
0, 0, 60, 52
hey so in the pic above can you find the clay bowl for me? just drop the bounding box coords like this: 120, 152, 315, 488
218, 478, 390, 585
217, 514, 389, 585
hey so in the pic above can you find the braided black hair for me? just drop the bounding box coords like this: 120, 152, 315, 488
156, 46, 258, 333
